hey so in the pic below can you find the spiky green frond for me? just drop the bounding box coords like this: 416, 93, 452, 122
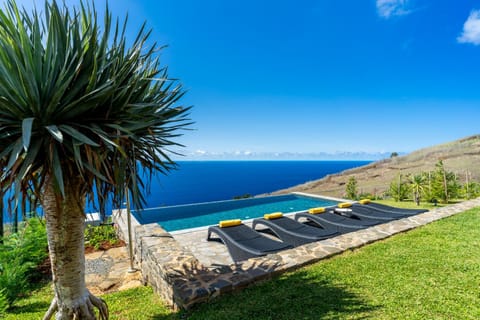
0, 0, 191, 211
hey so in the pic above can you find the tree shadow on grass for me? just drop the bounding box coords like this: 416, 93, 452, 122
7, 300, 51, 317
153, 267, 377, 320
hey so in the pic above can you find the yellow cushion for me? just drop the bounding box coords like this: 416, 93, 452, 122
264, 212, 283, 220
219, 219, 242, 228
338, 202, 352, 208
308, 207, 326, 214
359, 199, 371, 205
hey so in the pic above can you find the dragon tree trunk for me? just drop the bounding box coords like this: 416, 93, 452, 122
41, 175, 108, 320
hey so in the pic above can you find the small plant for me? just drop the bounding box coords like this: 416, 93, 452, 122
84, 224, 121, 250
345, 177, 358, 200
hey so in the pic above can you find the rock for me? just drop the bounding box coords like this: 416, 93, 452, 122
118, 280, 143, 291
99, 280, 117, 291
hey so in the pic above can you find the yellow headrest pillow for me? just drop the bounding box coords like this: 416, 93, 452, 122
359, 199, 371, 204
264, 212, 283, 220
219, 219, 242, 228
308, 207, 326, 214
338, 202, 352, 208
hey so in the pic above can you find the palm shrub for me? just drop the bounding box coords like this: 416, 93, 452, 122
0, 1, 190, 319
408, 174, 425, 206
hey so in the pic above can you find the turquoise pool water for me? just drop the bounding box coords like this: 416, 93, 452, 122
132, 194, 338, 232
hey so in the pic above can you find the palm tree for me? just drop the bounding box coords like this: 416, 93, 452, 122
0, 1, 190, 319
409, 174, 425, 206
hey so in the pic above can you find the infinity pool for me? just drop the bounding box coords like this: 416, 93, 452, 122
132, 194, 338, 232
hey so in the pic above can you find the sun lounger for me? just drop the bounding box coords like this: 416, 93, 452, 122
353, 201, 427, 215
334, 207, 399, 221
252, 213, 340, 246
295, 209, 381, 234
337, 201, 416, 220
207, 220, 292, 262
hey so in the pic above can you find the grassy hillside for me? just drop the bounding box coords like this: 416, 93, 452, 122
275, 135, 480, 199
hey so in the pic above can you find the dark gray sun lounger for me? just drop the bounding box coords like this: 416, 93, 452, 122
207, 223, 292, 262
251, 216, 340, 246
352, 202, 427, 215
295, 211, 381, 234
334, 207, 399, 221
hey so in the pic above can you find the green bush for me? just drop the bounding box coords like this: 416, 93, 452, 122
84, 224, 119, 250
389, 174, 409, 201
0, 256, 30, 306
0, 218, 48, 307
357, 192, 381, 200
345, 177, 358, 200
0, 288, 7, 318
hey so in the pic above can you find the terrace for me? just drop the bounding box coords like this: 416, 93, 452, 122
113, 194, 480, 309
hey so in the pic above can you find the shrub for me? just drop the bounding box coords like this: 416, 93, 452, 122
0, 254, 30, 306
429, 160, 460, 204
17, 218, 48, 266
345, 177, 358, 200
84, 224, 119, 250
0, 218, 48, 307
462, 182, 480, 200
389, 174, 409, 201
0, 289, 7, 317
358, 192, 381, 200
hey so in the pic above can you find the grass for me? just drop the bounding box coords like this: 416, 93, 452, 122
373, 199, 449, 210
6, 206, 480, 319
5, 285, 173, 320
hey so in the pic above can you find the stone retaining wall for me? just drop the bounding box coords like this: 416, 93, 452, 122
113, 198, 480, 310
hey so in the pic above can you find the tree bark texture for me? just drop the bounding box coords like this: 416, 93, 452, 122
41, 176, 108, 320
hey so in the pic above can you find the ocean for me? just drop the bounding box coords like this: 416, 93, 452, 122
137, 160, 370, 208
2, 160, 370, 221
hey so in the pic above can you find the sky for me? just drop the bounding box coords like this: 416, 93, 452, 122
8, 0, 480, 159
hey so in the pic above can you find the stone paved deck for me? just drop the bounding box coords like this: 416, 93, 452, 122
113, 197, 480, 310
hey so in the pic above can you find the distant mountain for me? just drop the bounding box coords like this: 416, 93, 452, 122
273, 135, 480, 198
179, 150, 400, 161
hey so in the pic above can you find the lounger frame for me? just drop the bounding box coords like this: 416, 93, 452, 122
207, 224, 292, 262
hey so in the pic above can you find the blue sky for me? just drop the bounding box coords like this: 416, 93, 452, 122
10, 0, 480, 159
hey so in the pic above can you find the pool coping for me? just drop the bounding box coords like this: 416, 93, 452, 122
112, 194, 480, 310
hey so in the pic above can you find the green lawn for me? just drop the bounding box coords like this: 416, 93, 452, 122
6, 206, 480, 319
374, 199, 451, 210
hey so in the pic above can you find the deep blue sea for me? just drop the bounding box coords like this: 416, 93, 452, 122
2, 160, 370, 221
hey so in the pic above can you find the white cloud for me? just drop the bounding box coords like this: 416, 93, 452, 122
376, 0, 412, 19
458, 10, 480, 45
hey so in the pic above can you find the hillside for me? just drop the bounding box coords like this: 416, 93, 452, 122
273, 135, 480, 199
